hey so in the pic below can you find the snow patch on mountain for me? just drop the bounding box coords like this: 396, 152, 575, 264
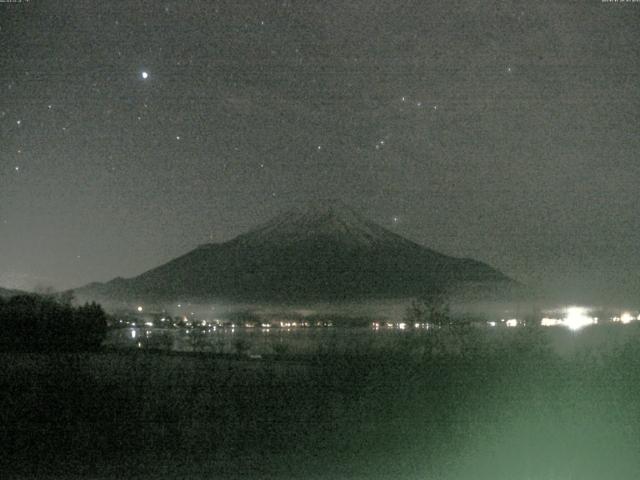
234, 199, 413, 248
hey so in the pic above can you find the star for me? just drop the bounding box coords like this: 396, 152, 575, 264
16, 119, 21, 126
14, 166, 20, 172
176, 135, 181, 140
317, 145, 322, 150
392, 216, 399, 224
141, 71, 149, 80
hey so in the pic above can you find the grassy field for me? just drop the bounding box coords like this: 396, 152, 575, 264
2, 325, 640, 479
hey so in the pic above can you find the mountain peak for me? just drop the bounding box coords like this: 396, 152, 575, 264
290, 198, 357, 217
74, 199, 515, 302
234, 200, 406, 248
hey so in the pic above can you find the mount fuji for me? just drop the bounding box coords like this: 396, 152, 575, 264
76, 200, 515, 302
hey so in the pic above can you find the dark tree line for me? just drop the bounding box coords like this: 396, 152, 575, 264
0, 293, 107, 352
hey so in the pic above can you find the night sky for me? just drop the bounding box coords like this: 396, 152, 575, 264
1, 1, 639, 302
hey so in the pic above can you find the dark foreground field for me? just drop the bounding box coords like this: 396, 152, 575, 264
2, 325, 640, 479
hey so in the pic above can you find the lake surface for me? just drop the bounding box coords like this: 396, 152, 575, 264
105, 321, 640, 358
106, 325, 428, 356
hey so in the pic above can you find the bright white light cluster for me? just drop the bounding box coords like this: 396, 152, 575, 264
541, 317, 563, 327
563, 307, 597, 331
612, 312, 637, 324
539, 307, 597, 331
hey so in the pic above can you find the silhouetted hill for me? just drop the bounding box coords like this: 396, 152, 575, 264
0, 287, 26, 299
76, 200, 517, 302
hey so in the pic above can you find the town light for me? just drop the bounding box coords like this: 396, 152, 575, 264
564, 307, 594, 331
505, 319, 518, 328
620, 312, 634, 324
541, 317, 563, 327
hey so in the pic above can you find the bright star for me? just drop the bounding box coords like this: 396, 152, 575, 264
141, 71, 149, 80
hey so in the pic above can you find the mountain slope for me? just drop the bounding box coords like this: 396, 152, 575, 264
76, 201, 515, 302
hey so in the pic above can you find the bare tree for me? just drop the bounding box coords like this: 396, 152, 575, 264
405, 287, 451, 328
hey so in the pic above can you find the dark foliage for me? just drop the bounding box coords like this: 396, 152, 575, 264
0, 294, 107, 352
